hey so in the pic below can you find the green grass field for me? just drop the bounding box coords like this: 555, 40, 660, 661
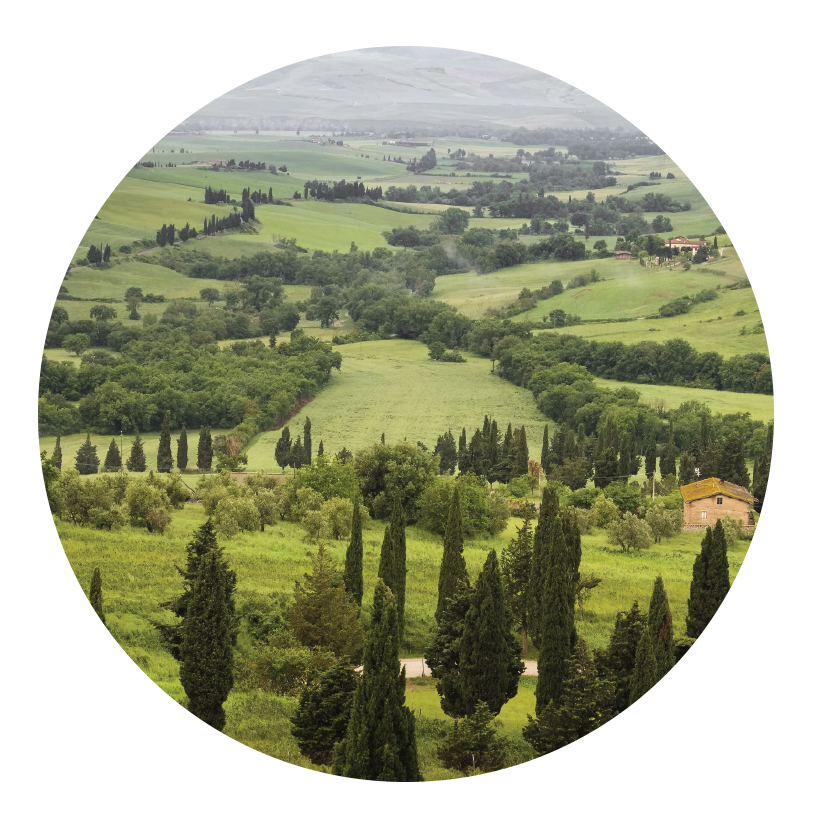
595, 379, 773, 423
244, 339, 553, 470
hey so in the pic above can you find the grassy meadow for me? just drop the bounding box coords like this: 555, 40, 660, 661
245, 339, 553, 470
57, 490, 749, 777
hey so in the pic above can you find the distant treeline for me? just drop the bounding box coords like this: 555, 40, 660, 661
303, 180, 383, 201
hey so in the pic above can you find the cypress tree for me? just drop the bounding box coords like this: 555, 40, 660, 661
535, 516, 574, 715
648, 575, 675, 681
644, 429, 657, 479
290, 659, 359, 765
75, 434, 100, 475
457, 428, 469, 474
686, 522, 731, 639
332, 581, 422, 781
179, 543, 235, 732
594, 601, 646, 713
197, 426, 213, 471
126, 434, 146, 472
290, 437, 304, 470
593, 413, 618, 487
89, 567, 105, 625
458, 549, 524, 716
541, 424, 550, 478
103, 438, 121, 471
343, 495, 364, 607
436, 486, 468, 622
752, 422, 773, 512
389, 493, 407, 640
678, 451, 696, 486
317, 440, 324, 457
717, 431, 750, 489
500, 511, 534, 655
524, 638, 616, 755
629, 628, 658, 704
303, 417, 312, 466
660, 425, 676, 478
527, 485, 560, 648
52, 433, 62, 470
157, 411, 173, 473
275, 426, 290, 471
177, 426, 188, 471
485, 421, 500, 484
510, 426, 529, 478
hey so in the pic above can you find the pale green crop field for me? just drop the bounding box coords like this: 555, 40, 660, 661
245, 339, 553, 471
594, 379, 773, 423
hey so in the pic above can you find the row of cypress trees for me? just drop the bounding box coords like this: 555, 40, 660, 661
274, 417, 314, 471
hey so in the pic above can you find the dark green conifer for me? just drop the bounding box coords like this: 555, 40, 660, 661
437, 701, 511, 775
629, 628, 658, 704
275, 426, 290, 471
678, 451, 696, 486
535, 517, 574, 715
648, 575, 675, 681
290, 659, 358, 765
75, 434, 100, 475
594, 601, 646, 712
524, 638, 616, 755
457, 428, 469, 474
52, 433, 62, 470
89, 567, 105, 625
501, 512, 534, 655
197, 426, 213, 471
593, 413, 618, 487
157, 411, 173, 473
176, 426, 188, 471
686, 521, 731, 638
660, 425, 676, 478
317, 440, 324, 457
527, 485, 560, 648
103, 438, 121, 471
290, 437, 304, 470
458, 549, 524, 716
332, 581, 422, 781
126, 434, 146, 472
752, 422, 773, 512
343, 495, 364, 607
303, 417, 312, 466
716, 431, 750, 489
179, 541, 235, 731
540, 424, 550, 478
510, 426, 529, 479
644, 429, 657, 479
389, 493, 407, 640
436, 486, 468, 622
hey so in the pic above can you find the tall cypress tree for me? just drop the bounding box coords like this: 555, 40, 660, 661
290, 437, 304, 470
540, 424, 550, 478
594, 601, 646, 713
52, 432, 62, 470
103, 438, 121, 471
648, 575, 675, 682
716, 431, 750, 489
686, 522, 731, 639
510, 426, 529, 479
457, 428, 469, 474
332, 581, 422, 781
275, 426, 290, 471
527, 485, 559, 648
535, 516, 574, 715
303, 417, 312, 466
389, 493, 407, 640
644, 429, 657, 479
629, 628, 658, 704
752, 422, 773, 512
660, 425, 677, 478
89, 567, 105, 625
500, 512, 534, 655
126, 434, 146, 472
343, 495, 364, 607
157, 411, 173, 473
458, 550, 524, 716
436, 486, 468, 622
179, 544, 235, 732
177, 426, 188, 471
197, 426, 213, 471
75, 434, 100, 475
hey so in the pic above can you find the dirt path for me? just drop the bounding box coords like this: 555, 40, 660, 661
398, 658, 538, 677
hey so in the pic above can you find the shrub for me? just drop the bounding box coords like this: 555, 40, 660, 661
214, 495, 260, 538
606, 512, 652, 552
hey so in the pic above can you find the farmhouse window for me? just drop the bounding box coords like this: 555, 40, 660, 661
702, 511, 708, 520
717, 497, 723, 505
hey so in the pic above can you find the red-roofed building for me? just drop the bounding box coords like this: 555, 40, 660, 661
679, 478, 755, 530
665, 236, 705, 252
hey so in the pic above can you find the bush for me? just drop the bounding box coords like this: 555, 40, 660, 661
591, 495, 619, 527
606, 512, 652, 552
214, 495, 260, 538
719, 515, 744, 547
418, 475, 509, 537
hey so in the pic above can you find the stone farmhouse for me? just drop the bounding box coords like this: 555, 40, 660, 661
665, 236, 706, 253
680, 478, 755, 531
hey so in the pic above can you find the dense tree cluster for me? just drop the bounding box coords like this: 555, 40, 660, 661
303, 179, 383, 201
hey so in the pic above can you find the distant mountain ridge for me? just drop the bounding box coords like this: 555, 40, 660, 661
177, 46, 638, 134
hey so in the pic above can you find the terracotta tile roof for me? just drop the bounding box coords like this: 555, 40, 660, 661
680, 477, 755, 504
